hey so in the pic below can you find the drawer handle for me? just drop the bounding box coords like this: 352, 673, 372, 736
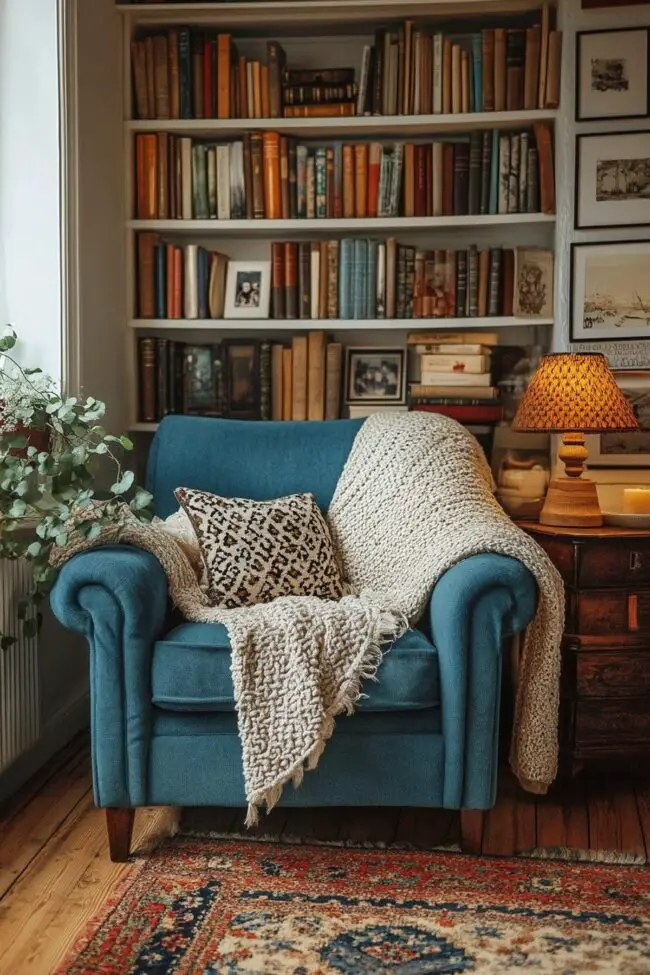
628, 594, 639, 631
630, 551, 643, 571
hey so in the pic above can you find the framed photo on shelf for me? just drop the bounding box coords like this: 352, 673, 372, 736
570, 240, 650, 342
345, 348, 406, 405
182, 344, 224, 416
224, 261, 271, 319
223, 340, 260, 419
576, 131, 650, 228
587, 370, 650, 467
576, 28, 649, 121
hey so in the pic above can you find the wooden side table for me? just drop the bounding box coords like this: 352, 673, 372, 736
519, 522, 650, 775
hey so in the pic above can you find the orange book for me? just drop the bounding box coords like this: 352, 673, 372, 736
217, 34, 231, 119
173, 247, 183, 319
280, 136, 290, 219
342, 145, 355, 218
238, 55, 248, 119
283, 104, 356, 118
442, 39, 452, 113
404, 143, 415, 217
136, 135, 147, 218
354, 144, 368, 218
252, 61, 262, 119
142, 134, 158, 220
156, 132, 168, 219
545, 31, 562, 109
165, 243, 175, 318
461, 51, 470, 114
262, 132, 282, 219
261, 64, 270, 118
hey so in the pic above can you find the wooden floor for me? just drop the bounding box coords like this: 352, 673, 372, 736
1, 733, 650, 975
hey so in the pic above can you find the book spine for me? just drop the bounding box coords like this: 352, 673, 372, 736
296, 145, 308, 218
498, 134, 510, 215
271, 343, 284, 420
131, 41, 149, 119
268, 41, 283, 119
494, 28, 506, 112
310, 242, 320, 318
468, 245, 478, 317
342, 145, 355, 218
262, 132, 281, 219
354, 145, 368, 218
327, 239, 339, 318
217, 34, 231, 119
137, 232, 158, 318
298, 241, 311, 319
190, 31, 204, 118
468, 132, 481, 216
454, 249, 466, 318
259, 341, 271, 420
138, 337, 157, 422
396, 246, 406, 319
502, 247, 515, 317
291, 335, 308, 421
405, 245, 415, 319
386, 237, 397, 318
353, 239, 367, 319
282, 348, 293, 420
442, 143, 454, 216
184, 245, 198, 319
367, 239, 378, 319
307, 330, 326, 421
527, 145, 539, 213
524, 25, 541, 111
432, 33, 443, 114
357, 45, 372, 115
271, 242, 285, 319
518, 131, 528, 214
488, 247, 502, 316
325, 342, 342, 420
339, 238, 353, 320
420, 353, 491, 373
196, 247, 208, 319
315, 147, 327, 218
307, 157, 316, 218
284, 242, 298, 319
153, 35, 170, 119
534, 122, 555, 214
280, 136, 290, 218
545, 31, 562, 109
376, 242, 386, 319
154, 244, 166, 318
482, 29, 494, 112
192, 144, 209, 219
216, 144, 230, 219
478, 249, 489, 317
178, 28, 192, 119
508, 133, 520, 214
442, 39, 452, 114
204, 38, 214, 119
472, 33, 482, 112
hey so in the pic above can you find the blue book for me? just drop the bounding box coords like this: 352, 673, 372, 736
488, 129, 499, 215
178, 28, 192, 120
339, 239, 354, 320
472, 34, 482, 112
154, 244, 166, 318
367, 240, 377, 319
353, 239, 367, 320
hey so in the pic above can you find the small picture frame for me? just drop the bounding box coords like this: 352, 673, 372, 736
576, 131, 650, 229
345, 347, 406, 405
587, 370, 650, 467
571, 240, 650, 342
224, 340, 260, 419
182, 344, 225, 416
576, 28, 649, 121
224, 261, 271, 319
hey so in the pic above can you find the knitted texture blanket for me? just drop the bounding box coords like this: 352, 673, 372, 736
51, 412, 564, 824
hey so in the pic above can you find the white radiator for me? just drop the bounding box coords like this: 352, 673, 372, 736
0, 560, 40, 772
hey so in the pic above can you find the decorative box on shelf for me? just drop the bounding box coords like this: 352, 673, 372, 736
520, 521, 650, 775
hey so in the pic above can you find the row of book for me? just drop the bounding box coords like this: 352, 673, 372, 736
137, 334, 344, 422
136, 233, 228, 319
134, 125, 554, 222
129, 9, 561, 120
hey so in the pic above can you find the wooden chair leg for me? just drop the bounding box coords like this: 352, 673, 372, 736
106, 808, 135, 862
459, 809, 485, 854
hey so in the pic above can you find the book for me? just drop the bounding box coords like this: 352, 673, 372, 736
307, 331, 326, 420
271, 344, 284, 420
419, 370, 493, 387
524, 26, 541, 111
494, 28, 506, 112
407, 330, 499, 345
138, 337, 157, 422
413, 343, 491, 354
407, 402, 503, 423
419, 353, 491, 374
538, 3, 550, 110
260, 341, 272, 420
410, 382, 499, 398
545, 31, 562, 109
482, 30, 494, 112
325, 342, 342, 419
534, 122, 555, 214
291, 335, 308, 420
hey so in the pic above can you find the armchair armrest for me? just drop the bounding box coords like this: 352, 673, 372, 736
430, 553, 537, 810
50, 546, 169, 807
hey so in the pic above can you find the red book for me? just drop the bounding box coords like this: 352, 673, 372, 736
203, 39, 213, 118
415, 145, 426, 217
442, 144, 454, 217
425, 145, 433, 216
410, 404, 502, 423
173, 247, 183, 319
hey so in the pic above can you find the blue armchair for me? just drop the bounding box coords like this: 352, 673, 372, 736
51, 416, 537, 860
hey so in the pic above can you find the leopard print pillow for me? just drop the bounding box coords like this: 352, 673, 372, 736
175, 487, 345, 608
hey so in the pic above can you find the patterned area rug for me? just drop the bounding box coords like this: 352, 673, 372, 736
56, 837, 650, 974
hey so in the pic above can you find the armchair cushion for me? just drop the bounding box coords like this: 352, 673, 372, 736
151, 622, 440, 713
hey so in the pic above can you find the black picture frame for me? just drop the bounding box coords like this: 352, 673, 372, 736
575, 27, 650, 122
223, 340, 260, 419
574, 129, 650, 230
570, 239, 650, 343
182, 344, 225, 416
344, 347, 406, 405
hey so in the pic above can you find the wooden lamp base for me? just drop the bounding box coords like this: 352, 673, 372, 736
539, 431, 603, 528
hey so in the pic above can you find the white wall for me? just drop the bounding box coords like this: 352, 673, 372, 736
0, 0, 62, 379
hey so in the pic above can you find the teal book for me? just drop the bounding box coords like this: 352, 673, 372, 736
192, 145, 209, 219
353, 239, 367, 319
315, 147, 327, 218
367, 240, 378, 319
488, 130, 499, 215
472, 33, 482, 112
339, 238, 354, 320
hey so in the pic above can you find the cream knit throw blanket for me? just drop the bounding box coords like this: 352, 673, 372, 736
51, 412, 564, 824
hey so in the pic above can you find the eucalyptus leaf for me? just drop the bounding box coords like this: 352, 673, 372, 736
110, 471, 134, 495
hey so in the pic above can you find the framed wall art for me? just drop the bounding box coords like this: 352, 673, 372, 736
571, 240, 650, 342
576, 28, 649, 121
345, 348, 406, 405
587, 370, 650, 467
576, 131, 650, 228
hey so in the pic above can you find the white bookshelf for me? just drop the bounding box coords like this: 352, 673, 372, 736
129, 316, 554, 331
121, 0, 558, 430
127, 109, 557, 139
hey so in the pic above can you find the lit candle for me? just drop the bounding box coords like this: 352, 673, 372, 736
623, 488, 650, 514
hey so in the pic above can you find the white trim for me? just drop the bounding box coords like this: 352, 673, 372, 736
128, 316, 554, 331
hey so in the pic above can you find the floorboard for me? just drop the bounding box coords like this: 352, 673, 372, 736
0, 740, 648, 975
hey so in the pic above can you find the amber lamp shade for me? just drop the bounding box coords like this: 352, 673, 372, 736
513, 353, 638, 527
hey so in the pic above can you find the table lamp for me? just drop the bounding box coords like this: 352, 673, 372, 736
512, 353, 638, 527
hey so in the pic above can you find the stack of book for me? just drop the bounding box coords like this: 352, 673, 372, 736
137, 333, 342, 423
136, 234, 229, 319
130, 9, 561, 120
134, 125, 554, 220
407, 329, 505, 455
282, 67, 358, 118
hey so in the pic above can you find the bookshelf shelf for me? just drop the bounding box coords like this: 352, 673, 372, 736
128, 214, 555, 236
117, 0, 555, 28
129, 317, 553, 331
127, 110, 557, 140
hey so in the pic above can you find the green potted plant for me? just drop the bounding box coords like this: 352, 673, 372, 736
0, 327, 153, 649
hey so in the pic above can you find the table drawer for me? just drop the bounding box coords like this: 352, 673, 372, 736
579, 541, 650, 588
574, 590, 650, 637
573, 698, 650, 745
576, 652, 650, 697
